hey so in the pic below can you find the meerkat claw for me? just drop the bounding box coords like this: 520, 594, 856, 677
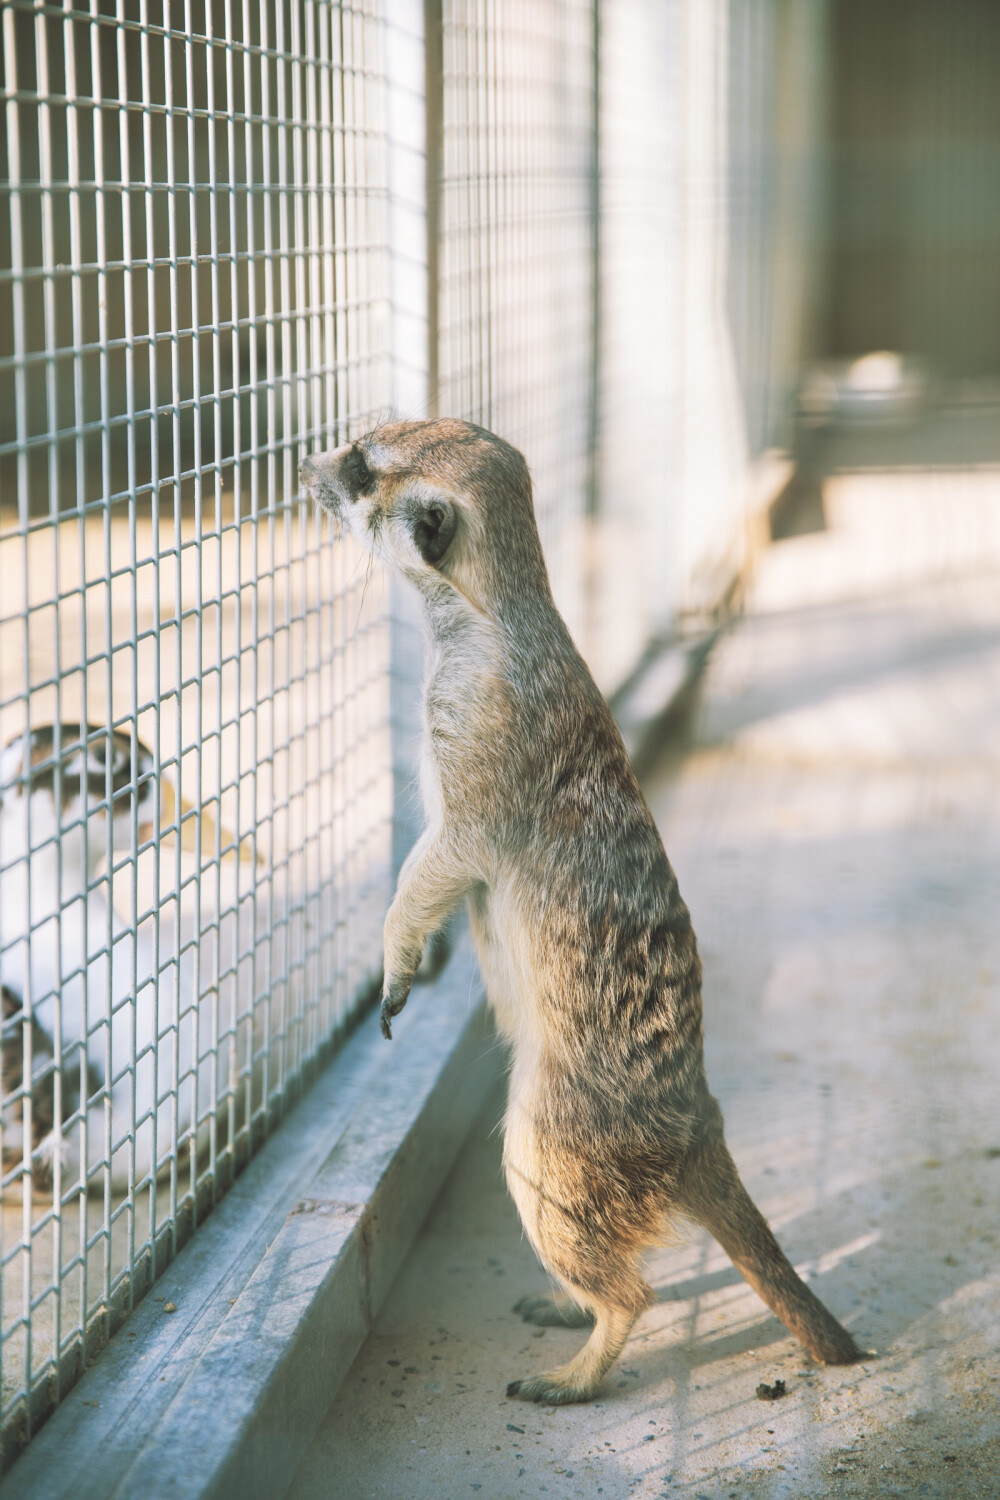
380, 977, 411, 1040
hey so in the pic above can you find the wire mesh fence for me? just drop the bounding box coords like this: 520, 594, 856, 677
436, 0, 596, 652
0, 0, 395, 1453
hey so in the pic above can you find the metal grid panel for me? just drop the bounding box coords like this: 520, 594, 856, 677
0, 0, 393, 1451
437, 0, 596, 654
434, 0, 782, 690
594, 0, 681, 690
599, 0, 780, 637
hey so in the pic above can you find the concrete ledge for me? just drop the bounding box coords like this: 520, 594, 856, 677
0, 932, 496, 1500
612, 630, 719, 772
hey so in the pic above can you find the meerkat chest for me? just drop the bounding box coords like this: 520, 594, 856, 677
418, 736, 445, 830
466, 877, 545, 1046
421, 638, 507, 823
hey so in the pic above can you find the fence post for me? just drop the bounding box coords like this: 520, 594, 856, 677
583, 0, 602, 665
385, 0, 433, 880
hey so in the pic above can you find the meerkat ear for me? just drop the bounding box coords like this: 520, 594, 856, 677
410, 497, 457, 566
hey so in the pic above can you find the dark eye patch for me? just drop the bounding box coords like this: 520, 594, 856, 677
8, 724, 155, 809
342, 444, 377, 496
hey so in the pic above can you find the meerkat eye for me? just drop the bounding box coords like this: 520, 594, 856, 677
342, 444, 376, 496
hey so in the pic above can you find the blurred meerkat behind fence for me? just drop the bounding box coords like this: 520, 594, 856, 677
301, 418, 863, 1405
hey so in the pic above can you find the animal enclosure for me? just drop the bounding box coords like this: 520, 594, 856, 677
1, 0, 797, 1463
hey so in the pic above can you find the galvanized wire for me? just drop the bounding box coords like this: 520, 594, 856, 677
1, 0, 393, 1455
436, 0, 596, 655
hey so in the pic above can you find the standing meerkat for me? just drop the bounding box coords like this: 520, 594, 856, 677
300, 418, 863, 1405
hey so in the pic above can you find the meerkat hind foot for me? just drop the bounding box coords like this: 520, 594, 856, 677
507, 1371, 594, 1406
514, 1292, 595, 1329
507, 1299, 636, 1405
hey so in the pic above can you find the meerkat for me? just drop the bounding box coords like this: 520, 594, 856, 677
300, 419, 863, 1405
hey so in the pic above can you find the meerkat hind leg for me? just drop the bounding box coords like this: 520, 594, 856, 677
513, 1290, 595, 1329
507, 1293, 638, 1405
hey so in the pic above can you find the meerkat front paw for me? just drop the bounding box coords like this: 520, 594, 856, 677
379, 976, 412, 1040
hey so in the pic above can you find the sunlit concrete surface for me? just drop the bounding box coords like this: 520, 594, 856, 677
290, 448, 1000, 1499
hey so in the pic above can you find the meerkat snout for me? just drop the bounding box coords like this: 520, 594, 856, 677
297, 446, 362, 519
304, 416, 865, 1404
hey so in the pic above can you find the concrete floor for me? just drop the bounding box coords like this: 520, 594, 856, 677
290, 446, 1000, 1499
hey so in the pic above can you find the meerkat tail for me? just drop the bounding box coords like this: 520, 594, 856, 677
679, 1140, 863, 1365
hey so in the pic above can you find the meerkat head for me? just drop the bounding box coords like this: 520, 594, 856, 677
299, 418, 550, 615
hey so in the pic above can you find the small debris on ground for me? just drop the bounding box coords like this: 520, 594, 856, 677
163, 1302, 177, 1314
755, 1379, 787, 1401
